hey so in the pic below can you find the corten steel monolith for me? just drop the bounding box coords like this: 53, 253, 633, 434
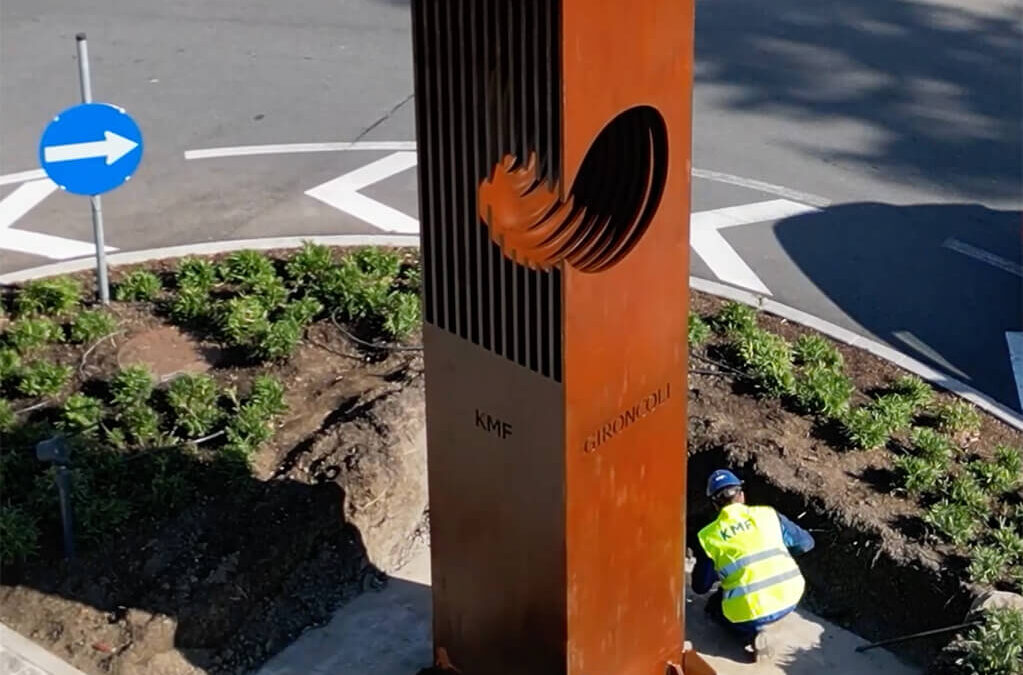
411, 1, 709, 673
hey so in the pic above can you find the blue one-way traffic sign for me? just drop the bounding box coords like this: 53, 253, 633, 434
38, 102, 143, 196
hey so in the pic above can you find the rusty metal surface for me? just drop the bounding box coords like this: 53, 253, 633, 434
412, 0, 695, 671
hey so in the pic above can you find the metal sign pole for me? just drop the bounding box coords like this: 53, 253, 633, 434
75, 33, 110, 304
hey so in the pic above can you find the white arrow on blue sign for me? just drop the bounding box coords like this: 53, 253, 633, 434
38, 102, 143, 196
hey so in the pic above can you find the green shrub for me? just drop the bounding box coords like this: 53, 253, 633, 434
280, 297, 323, 326
995, 444, 1022, 478
793, 333, 843, 369
992, 523, 1023, 562
167, 373, 222, 437
892, 375, 933, 409
688, 313, 711, 348
713, 301, 757, 336
69, 310, 117, 343
17, 361, 72, 398
5, 317, 64, 353
733, 328, 796, 397
945, 473, 989, 514
114, 270, 162, 302
110, 365, 154, 407
316, 257, 393, 321
285, 242, 335, 286
220, 250, 276, 286
933, 399, 982, 436
924, 500, 979, 546
842, 406, 891, 450
59, 393, 103, 435
249, 274, 288, 311
401, 263, 422, 293
0, 347, 22, 381
910, 427, 955, 463
960, 607, 1023, 675
224, 376, 287, 456
873, 393, 917, 433
254, 318, 302, 361
14, 277, 81, 316
169, 286, 213, 324
219, 296, 270, 346
893, 454, 946, 496
970, 458, 1021, 496
349, 247, 401, 280
176, 257, 218, 291
382, 291, 421, 340
0, 398, 15, 433
0, 505, 40, 565
794, 364, 855, 418
249, 375, 287, 416
119, 403, 161, 444
969, 545, 1011, 585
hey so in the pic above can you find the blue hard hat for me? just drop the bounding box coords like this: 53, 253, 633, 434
706, 469, 743, 497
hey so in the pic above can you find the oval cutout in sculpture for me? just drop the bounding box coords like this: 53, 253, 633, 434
478, 105, 668, 273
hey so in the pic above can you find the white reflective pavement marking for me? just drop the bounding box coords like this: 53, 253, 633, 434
304, 151, 420, 234
943, 238, 1023, 279
0, 179, 116, 259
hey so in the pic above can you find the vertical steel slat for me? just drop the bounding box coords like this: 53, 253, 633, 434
442, 2, 462, 338
469, 0, 486, 348
410, 0, 431, 324
453, 0, 470, 341
427, 0, 448, 332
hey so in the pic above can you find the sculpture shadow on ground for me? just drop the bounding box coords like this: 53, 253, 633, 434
696, 0, 1022, 200
772, 201, 1023, 410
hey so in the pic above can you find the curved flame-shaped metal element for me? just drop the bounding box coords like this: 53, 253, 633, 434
478, 106, 668, 273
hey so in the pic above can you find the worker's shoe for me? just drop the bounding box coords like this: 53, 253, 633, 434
752, 631, 773, 664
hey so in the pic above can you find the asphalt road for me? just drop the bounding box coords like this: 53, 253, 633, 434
1, 0, 1021, 411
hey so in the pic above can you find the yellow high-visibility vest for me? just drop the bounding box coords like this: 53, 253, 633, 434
697, 503, 805, 623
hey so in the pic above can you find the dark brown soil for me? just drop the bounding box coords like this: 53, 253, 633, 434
687, 292, 1023, 666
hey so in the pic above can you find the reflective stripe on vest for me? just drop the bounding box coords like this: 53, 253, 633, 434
698, 504, 805, 623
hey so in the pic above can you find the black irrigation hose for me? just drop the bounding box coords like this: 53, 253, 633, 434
329, 309, 423, 352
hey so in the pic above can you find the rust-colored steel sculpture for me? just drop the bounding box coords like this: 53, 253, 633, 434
411, 0, 709, 672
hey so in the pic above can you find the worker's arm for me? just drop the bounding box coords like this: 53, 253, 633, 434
778, 513, 815, 555
691, 544, 718, 594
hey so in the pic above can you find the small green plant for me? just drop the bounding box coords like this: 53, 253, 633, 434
794, 364, 855, 418
59, 393, 103, 435
892, 454, 946, 496
167, 373, 222, 437
17, 361, 72, 398
910, 427, 955, 463
5, 317, 64, 353
118, 403, 161, 444
892, 375, 933, 409
382, 291, 421, 340
114, 270, 162, 302
0, 505, 40, 565
713, 301, 757, 336
945, 473, 989, 514
250, 273, 289, 311
933, 399, 982, 436
69, 310, 117, 343
249, 375, 287, 416
254, 318, 303, 361
968, 545, 1011, 585
995, 444, 1022, 477
924, 500, 979, 546
959, 607, 1023, 675
14, 277, 81, 316
400, 263, 422, 293
220, 250, 276, 286
349, 247, 401, 279
970, 458, 1021, 496
872, 393, 917, 433
793, 333, 843, 369
110, 365, 154, 407
176, 257, 218, 291
992, 522, 1023, 561
733, 328, 796, 397
280, 297, 323, 326
223, 376, 287, 456
688, 312, 711, 348
0, 347, 22, 381
169, 285, 213, 324
219, 296, 270, 346
842, 406, 891, 450
285, 242, 335, 285
0, 398, 15, 433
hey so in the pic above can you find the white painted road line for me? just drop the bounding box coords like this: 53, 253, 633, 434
691, 168, 831, 208
1007, 332, 1023, 412
184, 141, 418, 160
943, 238, 1023, 278
0, 168, 47, 187
689, 199, 820, 295
0, 179, 116, 259
305, 151, 420, 234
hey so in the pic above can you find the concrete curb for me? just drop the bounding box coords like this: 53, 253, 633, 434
1, 235, 1019, 432
0, 623, 87, 675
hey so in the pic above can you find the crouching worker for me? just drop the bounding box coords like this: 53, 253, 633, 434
692, 469, 815, 663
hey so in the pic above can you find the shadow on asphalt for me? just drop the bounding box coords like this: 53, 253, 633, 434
696, 0, 1022, 200
773, 202, 1022, 410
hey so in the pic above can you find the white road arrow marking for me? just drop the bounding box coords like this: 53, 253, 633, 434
690, 199, 819, 295
0, 179, 117, 259
305, 151, 420, 234
942, 238, 1023, 279
1006, 332, 1023, 412
43, 130, 138, 166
